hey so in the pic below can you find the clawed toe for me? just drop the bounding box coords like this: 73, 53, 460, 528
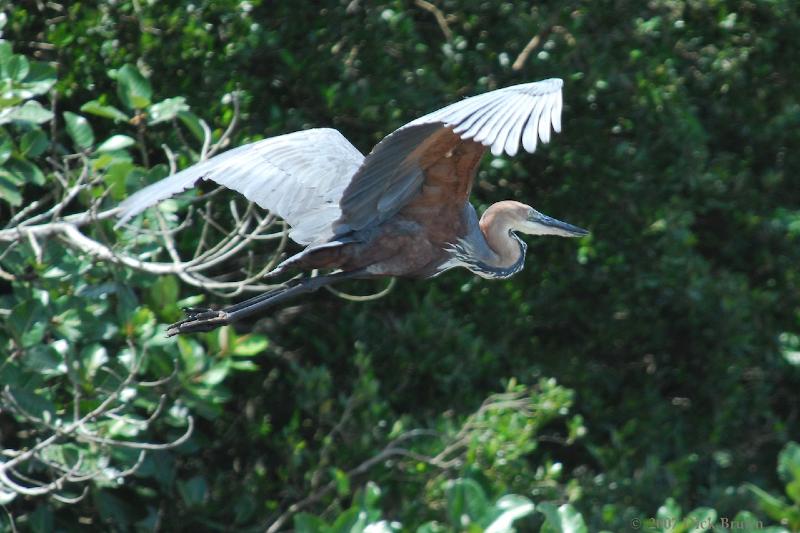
167, 308, 229, 336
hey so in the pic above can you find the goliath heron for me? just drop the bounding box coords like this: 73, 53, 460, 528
117, 79, 588, 335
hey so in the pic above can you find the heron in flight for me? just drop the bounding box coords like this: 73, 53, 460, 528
118, 79, 588, 335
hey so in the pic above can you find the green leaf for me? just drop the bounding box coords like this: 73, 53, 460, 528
20, 128, 49, 157
94, 490, 133, 529
22, 344, 66, 377
0, 133, 12, 165
178, 475, 208, 507
201, 359, 231, 386
332, 467, 350, 497
96, 134, 135, 152
103, 160, 136, 201
0, 173, 21, 205
6, 54, 30, 82
538, 503, 588, 533
331, 507, 367, 533
0, 41, 12, 69
730, 511, 778, 533
787, 479, 800, 505
63, 111, 95, 149
657, 498, 681, 527
80, 343, 109, 380
8, 298, 49, 346
148, 96, 189, 125
178, 110, 205, 141
19, 61, 57, 95
294, 512, 329, 533
361, 481, 382, 509
53, 308, 82, 342
446, 479, 489, 528
5, 156, 45, 185
233, 334, 269, 356
28, 504, 54, 533
80, 100, 131, 122
5, 387, 56, 423
229, 360, 259, 371
778, 442, 800, 484
416, 523, 446, 533
113, 64, 152, 110
745, 483, 791, 523
484, 495, 535, 533
147, 275, 179, 318
0, 101, 54, 125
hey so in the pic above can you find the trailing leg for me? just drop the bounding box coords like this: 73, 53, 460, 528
166, 271, 364, 336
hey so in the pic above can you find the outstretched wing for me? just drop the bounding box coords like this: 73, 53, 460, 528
116, 128, 364, 245
333, 79, 563, 235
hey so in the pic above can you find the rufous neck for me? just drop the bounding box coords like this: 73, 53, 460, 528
479, 203, 523, 269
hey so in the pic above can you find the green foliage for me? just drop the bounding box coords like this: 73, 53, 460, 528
1, 0, 800, 531
0, 40, 54, 205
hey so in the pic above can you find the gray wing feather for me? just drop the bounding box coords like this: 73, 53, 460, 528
335, 79, 563, 234
116, 128, 364, 245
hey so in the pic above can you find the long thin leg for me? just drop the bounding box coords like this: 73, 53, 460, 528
166, 271, 365, 336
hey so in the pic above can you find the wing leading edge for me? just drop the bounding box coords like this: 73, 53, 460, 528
334, 79, 563, 236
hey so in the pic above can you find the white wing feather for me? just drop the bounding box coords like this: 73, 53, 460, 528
408, 78, 563, 156
116, 128, 364, 245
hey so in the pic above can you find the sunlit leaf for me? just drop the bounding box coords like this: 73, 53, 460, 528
80, 100, 131, 122
113, 64, 152, 110
19, 61, 57, 95
201, 360, 231, 386
0, 172, 21, 205
63, 111, 95, 149
539, 502, 588, 533
6, 54, 30, 82
148, 96, 189, 125
96, 134, 135, 152
0, 133, 11, 164
0, 101, 54, 125
22, 344, 66, 376
233, 334, 269, 356
484, 495, 535, 533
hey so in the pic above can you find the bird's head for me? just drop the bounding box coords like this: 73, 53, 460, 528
499, 201, 589, 238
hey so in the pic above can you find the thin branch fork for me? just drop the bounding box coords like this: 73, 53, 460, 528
0, 343, 192, 501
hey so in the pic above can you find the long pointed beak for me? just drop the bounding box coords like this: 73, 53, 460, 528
535, 212, 590, 237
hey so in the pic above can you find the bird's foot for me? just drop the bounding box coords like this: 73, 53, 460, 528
166, 307, 230, 336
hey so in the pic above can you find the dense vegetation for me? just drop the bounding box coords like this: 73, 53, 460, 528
1, 1, 799, 531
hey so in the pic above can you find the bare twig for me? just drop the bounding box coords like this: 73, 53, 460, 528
414, 0, 453, 42
512, 27, 552, 71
